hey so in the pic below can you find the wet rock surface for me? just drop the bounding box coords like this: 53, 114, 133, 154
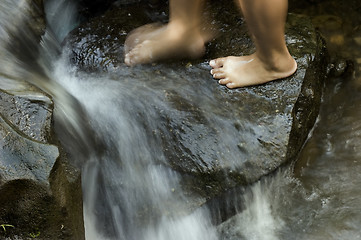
0, 113, 57, 183
0, 86, 53, 143
0, 82, 85, 240
66, 1, 328, 199
0, 0, 328, 237
0, 1, 84, 239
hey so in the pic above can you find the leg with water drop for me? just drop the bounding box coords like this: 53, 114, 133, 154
124, 0, 208, 66
210, 0, 297, 88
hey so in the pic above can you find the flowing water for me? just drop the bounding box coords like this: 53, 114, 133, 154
1, 0, 361, 239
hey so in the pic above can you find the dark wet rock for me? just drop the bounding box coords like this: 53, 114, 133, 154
66, 1, 327, 202
0, 114, 57, 183
66, 3, 164, 71
78, 0, 117, 19
77, 0, 151, 22
328, 59, 349, 77
289, 0, 328, 10
25, 0, 46, 40
0, 82, 85, 240
0, 87, 53, 143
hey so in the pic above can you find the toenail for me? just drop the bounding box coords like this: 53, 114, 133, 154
210, 69, 214, 74
210, 60, 215, 66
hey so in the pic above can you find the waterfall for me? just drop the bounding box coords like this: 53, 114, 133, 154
48, 47, 219, 239
33, 0, 219, 239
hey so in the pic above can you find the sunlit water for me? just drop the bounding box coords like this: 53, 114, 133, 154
1, 0, 361, 239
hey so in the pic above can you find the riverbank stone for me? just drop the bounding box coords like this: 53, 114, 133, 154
66, 1, 327, 202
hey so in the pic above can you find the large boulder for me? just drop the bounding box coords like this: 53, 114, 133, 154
0, 0, 329, 237
66, 0, 327, 200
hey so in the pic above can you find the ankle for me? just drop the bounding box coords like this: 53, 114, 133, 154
256, 51, 296, 73
167, 20, 201, 40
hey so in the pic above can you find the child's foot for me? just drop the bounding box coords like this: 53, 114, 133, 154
209, 54, 297, 88
124, 23, 207, 66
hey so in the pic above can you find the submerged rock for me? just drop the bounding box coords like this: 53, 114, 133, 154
66, 0, 327, 205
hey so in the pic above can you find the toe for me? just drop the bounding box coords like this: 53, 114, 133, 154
210, 68, 225, 78
124, 53, 131, 66
218, 78, 231, 85
125, 50, 138, 66
226, 82, 237, 89
124, 46, 143, 66
212, 71, 226, 79
209, 57, 226, 68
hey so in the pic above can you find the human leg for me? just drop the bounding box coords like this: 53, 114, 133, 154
210, 0, 297, 88
124, 0, 207, 66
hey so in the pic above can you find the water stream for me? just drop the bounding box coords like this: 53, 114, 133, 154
1, 0, 361, 239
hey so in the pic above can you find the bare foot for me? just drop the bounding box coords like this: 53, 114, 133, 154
124, 23, 208, 66
124, 23, 163, 55
209, 54, 297, 88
